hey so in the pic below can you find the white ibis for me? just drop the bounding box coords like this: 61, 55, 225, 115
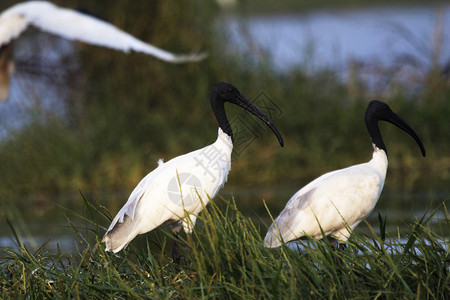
103, 82, 284, 253
264, 100, 425, 248
0, 1, 206, 101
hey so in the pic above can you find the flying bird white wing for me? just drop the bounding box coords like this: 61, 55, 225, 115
0, 1, 206, 63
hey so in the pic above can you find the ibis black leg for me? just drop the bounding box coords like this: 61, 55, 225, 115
327, 237, 347, 251
338, 242, 347, 250
328, 237, 336, 247
172, 227, 182, 264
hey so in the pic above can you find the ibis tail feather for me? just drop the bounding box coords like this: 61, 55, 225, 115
102, 215, 139, 253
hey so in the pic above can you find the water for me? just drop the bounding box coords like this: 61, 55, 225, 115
0, 30, 80, 139
223, 4, 450, 74
286, 238, 449, 256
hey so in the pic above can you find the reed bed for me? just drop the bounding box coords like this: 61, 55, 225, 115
1, 198, 448, 299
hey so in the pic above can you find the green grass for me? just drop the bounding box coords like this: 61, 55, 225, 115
1, 198, 448, 298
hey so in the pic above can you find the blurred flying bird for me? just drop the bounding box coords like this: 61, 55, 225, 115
103, 82, 284, 258
0, 1, 207, 101
264, 100, 425, 248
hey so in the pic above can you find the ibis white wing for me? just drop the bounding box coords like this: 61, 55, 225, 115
105, 159, 165, 233
103, 129, 232, 252
265, 161, 385, 247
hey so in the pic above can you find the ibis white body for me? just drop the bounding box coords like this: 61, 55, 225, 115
103, 82, 284, 253
264, 100, 425, 248
104, 129, 232, 252
265, 145, 387, 247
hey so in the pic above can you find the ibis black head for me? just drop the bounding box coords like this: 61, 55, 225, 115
365, 100, 425, 157
210, 82, 284, 147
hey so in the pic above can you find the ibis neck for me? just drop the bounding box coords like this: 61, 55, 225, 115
369, 144, 388, 180
215, 128, 234, 152
211, 96, 234, 143
366, 118, 387, 155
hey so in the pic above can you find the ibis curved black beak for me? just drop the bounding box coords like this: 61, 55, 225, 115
234, 93, 284, 147
385, 112, 426, 157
